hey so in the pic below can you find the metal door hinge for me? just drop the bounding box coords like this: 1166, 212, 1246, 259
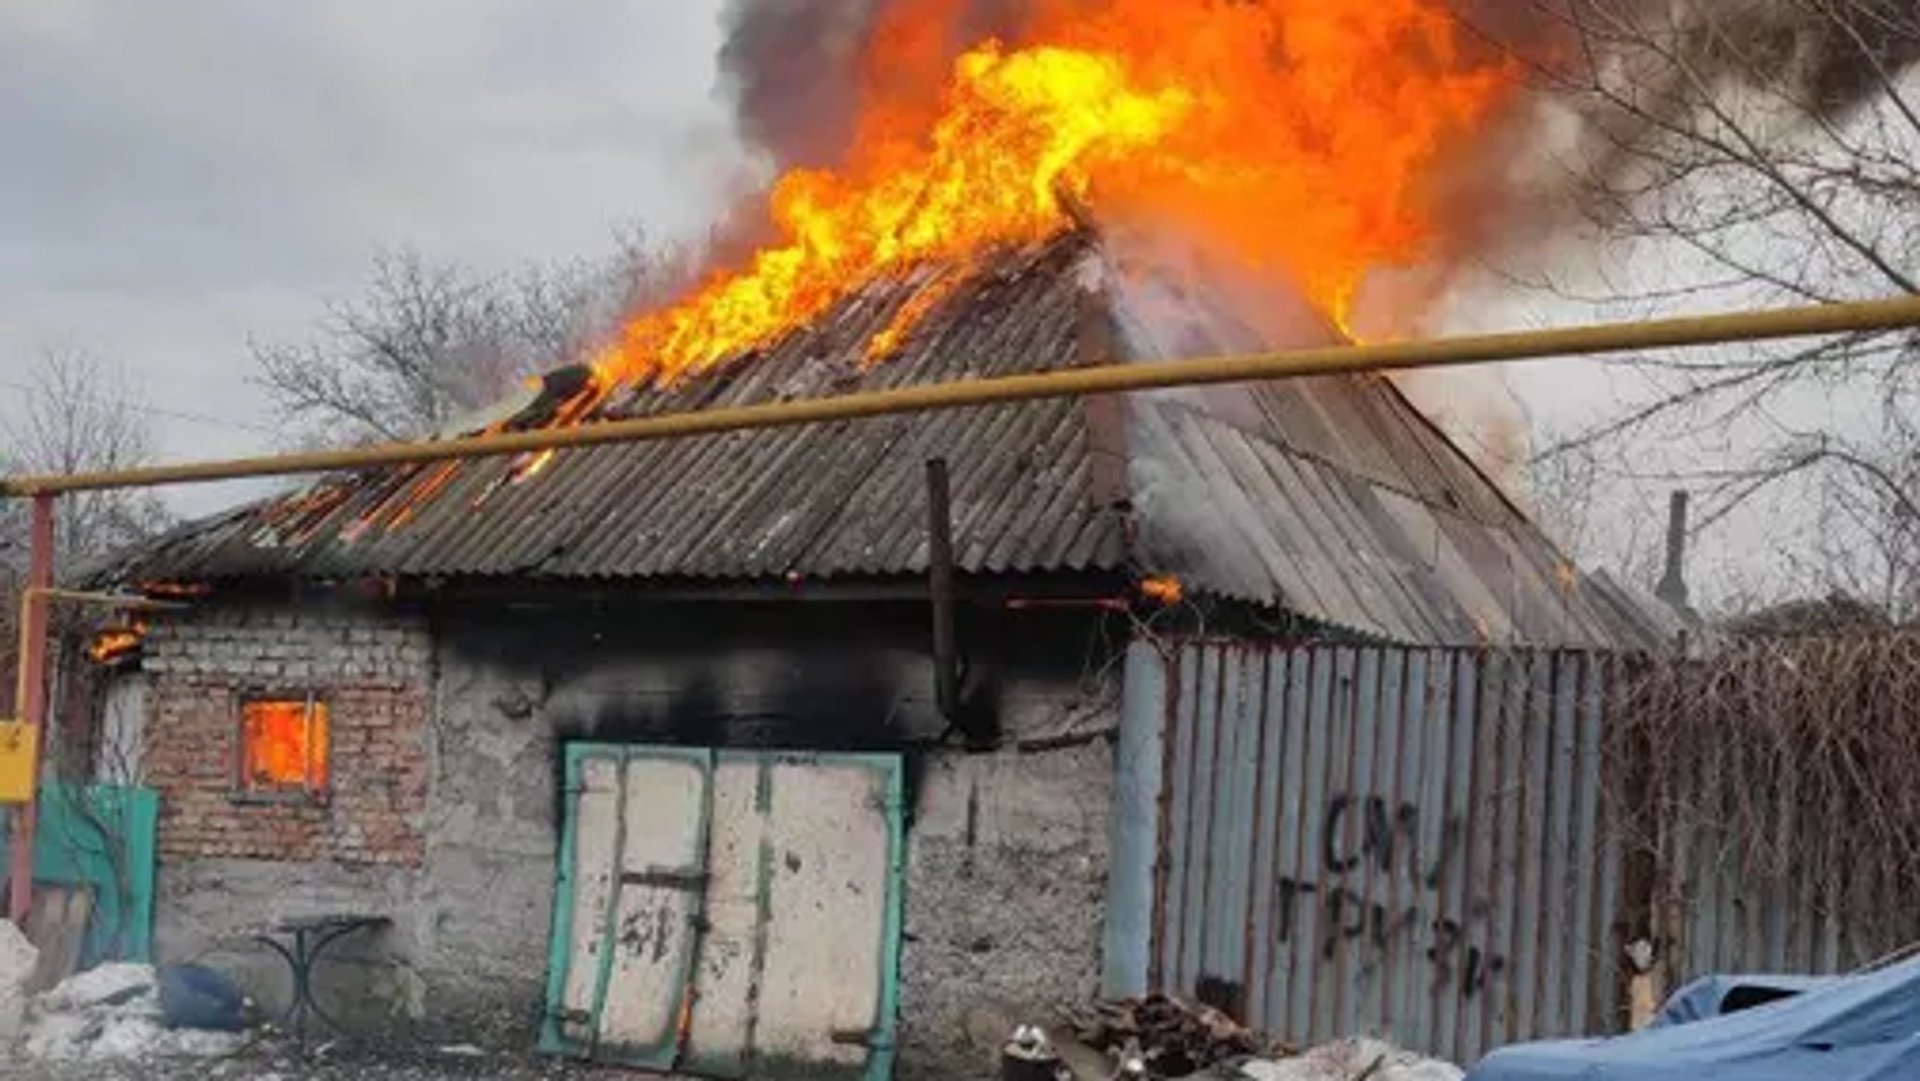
621, 868, 710, 890
831, 1028, 893, 1050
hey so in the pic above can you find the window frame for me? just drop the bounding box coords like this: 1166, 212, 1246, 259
230, 688, 333, 806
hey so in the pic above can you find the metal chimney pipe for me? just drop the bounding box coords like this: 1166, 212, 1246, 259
1655, 490, 1690, 610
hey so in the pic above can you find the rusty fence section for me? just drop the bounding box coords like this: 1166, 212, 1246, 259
1146, 641, 1625, 1065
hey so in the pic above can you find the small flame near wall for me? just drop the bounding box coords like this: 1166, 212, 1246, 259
1140, 575, 1184, 606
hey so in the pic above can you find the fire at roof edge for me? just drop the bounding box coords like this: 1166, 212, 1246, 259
89, 228, 1663, 652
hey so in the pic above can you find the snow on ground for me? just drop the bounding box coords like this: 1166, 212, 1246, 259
0, 1045, 624, 1081
0, 921, 35, 1043
15, 962, 247, 1064
1231, 1038, 1465, 1081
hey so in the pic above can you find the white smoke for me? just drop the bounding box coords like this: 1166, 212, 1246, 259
1080, 223, 1350, 601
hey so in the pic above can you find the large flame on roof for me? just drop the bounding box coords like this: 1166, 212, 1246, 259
592, 0, 1516, 387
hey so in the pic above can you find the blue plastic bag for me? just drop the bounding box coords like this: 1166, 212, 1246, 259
158, 963, 249, 1032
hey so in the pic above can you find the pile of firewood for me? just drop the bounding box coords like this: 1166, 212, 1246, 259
1066, 993, 1288, 1077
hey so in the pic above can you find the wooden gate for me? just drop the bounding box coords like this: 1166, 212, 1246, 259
542, 746, 905, 1080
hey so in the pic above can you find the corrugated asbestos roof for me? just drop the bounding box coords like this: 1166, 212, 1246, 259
1584, 568, 1695, 649
109, 229, 1645, 649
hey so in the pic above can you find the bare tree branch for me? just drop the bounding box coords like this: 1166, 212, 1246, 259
252, 232, 681, 446
0, 346, 173, 715
1499, 1, 1920, 612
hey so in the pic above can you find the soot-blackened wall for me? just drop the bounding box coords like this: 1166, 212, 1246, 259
434, 600, 1119, 1076
145, 593, 1118, 1073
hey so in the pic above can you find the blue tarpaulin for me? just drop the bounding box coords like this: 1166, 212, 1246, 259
1467, 957, 1920, 1081
1650, 973, 1835, 1029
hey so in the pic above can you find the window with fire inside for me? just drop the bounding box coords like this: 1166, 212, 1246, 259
235, 694, 331, 803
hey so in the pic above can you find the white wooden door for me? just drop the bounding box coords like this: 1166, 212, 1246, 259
542, 747, 904, 1081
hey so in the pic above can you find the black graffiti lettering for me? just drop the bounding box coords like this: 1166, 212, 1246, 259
1463, 948, 1485, 995
1274, 877, 1317, 944
1427, 918, 1462, 990
1321, 888, 1365, 960
1363, 799, 1395, 871
1373, 904, 1421, 956
1293, 792, 1507, 1000
1324, 794, 1363, 873
1325, 792, 1451, 880
1361, 798, 1425, 874
1282, 881, 1508, 998
1460, 947, 1506, 997
1342, 893, 1371, 945
1421, 918, 1509, 1000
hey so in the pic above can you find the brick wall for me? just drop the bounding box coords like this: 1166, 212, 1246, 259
141, 605, 431, 867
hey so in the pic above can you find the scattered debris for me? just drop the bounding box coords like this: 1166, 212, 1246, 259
1003, 1023, 1073, 1081
435, 1043, 487, 1057
1068, 993, 1287, 1077
21, 962, 249, 1062
0, 918, 39, 1042
1108, 1037, 1150, 1079
1224, 1039, 1463, 1081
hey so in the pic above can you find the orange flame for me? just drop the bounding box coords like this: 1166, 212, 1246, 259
1555, 560, 1578, 591
1140, 575, 1184, 606
593, 0, 1515, 387
87, 619, 149, 665
135, 581, 211, 599
240, 699, 330, 791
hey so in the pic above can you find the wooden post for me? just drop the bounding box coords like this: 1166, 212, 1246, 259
1615, 654, 1664, 1033
927, 459, 959, 722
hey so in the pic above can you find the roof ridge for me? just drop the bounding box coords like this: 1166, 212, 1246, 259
102, 231, 1645, 649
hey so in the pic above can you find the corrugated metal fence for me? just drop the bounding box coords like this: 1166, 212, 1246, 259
1141, 641, 1625, 1065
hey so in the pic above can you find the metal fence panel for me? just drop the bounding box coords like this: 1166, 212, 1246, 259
1148, 641, 1623, 1065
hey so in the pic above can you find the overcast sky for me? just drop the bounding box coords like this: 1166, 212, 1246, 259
0, 2, 1747, 587
0, 1, 743, 513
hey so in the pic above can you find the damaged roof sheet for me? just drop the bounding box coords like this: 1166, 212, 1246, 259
110, 230, 1642, 649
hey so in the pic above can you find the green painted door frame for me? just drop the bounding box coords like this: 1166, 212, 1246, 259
541, 745, 905, 1081
0, 782, 158, 966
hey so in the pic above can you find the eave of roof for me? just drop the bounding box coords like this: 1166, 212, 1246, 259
100, 229, 1648, 650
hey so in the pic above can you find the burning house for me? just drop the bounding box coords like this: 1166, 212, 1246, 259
73, 224, 1654, 1077
33, 2, 1676, 1075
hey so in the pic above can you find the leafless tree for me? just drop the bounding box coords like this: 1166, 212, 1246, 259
1776, 432, 1920, 618
0, 348, 171, 577
251, 251, 523, 444
0, 347, 172, 715
252, 229, 680, 445
1484, 0, 1920, 612
1524, 428, 1666, 583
